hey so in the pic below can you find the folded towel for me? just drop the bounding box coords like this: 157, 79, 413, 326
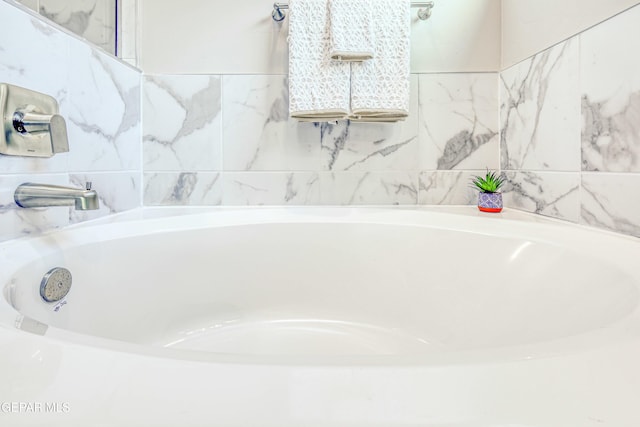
350, 0, 411, 122
289, 0, 351, 121
328, 0, 374, 62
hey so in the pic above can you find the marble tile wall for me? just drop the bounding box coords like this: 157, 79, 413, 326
142, 73, 500, 206
15, 0, 117, 55
0, 0, 142, 242
500, 3, 640, 237
11, 0, 640, 240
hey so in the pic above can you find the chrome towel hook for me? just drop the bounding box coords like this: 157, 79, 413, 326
417, 2, 434, 20
272, 2, 287, 22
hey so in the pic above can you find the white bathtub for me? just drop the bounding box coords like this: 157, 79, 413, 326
0, 207, 639, 426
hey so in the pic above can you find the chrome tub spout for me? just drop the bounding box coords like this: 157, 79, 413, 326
14, 182, 100, 210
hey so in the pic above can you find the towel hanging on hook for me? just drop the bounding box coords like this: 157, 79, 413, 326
288, 0, 351, 121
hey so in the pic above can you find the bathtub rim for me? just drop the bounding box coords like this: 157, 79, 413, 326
1, 206, 640, 367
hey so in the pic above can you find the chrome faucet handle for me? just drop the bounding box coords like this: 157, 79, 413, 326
12, 107, 70, 154
0, 83, 69, 158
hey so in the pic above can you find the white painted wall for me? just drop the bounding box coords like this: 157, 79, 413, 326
138, 0, 501, 74
502, 0, 640, 69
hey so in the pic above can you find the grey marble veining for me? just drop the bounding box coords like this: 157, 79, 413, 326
40, 2, 96, 35
320, 75, 419, 172
501, 39, 580, 172
580, 4, 640, 172
39, 0, 116, 54
0, 3, 68, 104
582, 92, 640, 173
319, 121, 418, 172
144, 75, 222, 171
172, 72, 494, 206
582, 94, 640, 171
495, 4, 640, 239
436, 130, 496, 170
223, 75, 321, 171
320, 172, 418, 205
223, 74, 418, 173
418, 171, 481, 205
420, 74, 499, 170
66, 40, 141, 171
503, 171, 580, 222
144, 173, 222, 206
0, 174, 70, 242
223, 172, 320, 205
581, 173, 640, 237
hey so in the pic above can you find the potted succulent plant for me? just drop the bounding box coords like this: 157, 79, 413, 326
471, 169, 505, 213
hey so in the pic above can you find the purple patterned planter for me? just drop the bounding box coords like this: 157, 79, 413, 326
477, 192, 503, 213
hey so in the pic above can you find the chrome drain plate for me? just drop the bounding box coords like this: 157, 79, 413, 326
40, 267, 72, 303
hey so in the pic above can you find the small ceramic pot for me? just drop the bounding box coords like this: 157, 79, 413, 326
478, 192, 503, 213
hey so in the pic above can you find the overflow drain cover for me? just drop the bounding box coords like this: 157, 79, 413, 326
40, 267, 72, 303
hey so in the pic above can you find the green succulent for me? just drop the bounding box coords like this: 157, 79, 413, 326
471, 169, 505, 193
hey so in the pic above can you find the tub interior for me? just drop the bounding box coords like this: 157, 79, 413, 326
5, 222, 639, 357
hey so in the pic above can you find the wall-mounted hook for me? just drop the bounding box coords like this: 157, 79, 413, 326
272, 2, 287, 22
417, 2, 434, 20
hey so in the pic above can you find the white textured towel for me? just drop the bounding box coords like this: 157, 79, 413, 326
329, 0, 374, 62
289, 0, 350, 121
350, 0, 411, 122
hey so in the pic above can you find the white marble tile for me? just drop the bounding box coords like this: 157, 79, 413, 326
143, 75, 222, 171
418, 170, 483, 205
419, 74, 499, 170
223, 172, 320, 206
0, 174, 70, 242
319, 172, 418, 205
66, 40, 141, 171
222, 75, 322, 171
502, 171, 580, 222
0, 1, 70, 174
581, 173, 640, 237
39, 0, 116, 54
0, 1, 69, 96
0, 152, 70, 176
321, 75, 419, 172
144, 172, 222, 206
581, 5, 640, 172
500, 39, 581, 172
69, 172, 141, 223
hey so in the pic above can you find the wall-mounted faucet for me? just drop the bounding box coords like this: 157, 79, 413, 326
14, 182, 100, 211
0, 83, 69, 157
